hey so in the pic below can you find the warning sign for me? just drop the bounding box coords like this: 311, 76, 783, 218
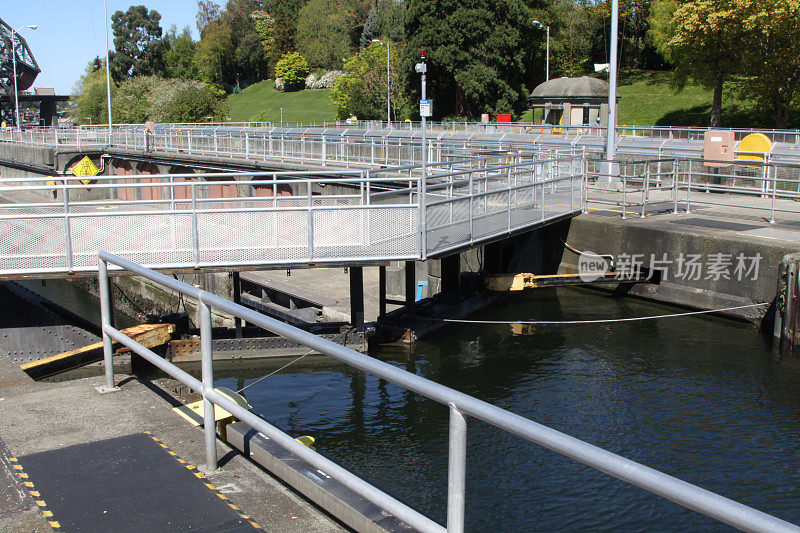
71, 156, 99, 184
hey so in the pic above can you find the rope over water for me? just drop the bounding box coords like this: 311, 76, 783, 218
417, 302, 770, 326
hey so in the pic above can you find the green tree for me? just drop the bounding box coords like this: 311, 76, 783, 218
110, 5, 167, 81
548, 0, 599, 77
111, 75, 227, 123
404, 0, 539, 118
196, 0, 222, 33
359, 7, 378, 50
164, 26, 198, 79
71, 58, 115, 125
648, 0, 742, 127
112, 76, 156, 123
194, 20, 235, 87
262, 0, 310, 56
376, 0, 404, 42
331, 42, 404, 119
275, 52, 310, 90
737, 0, 800, 128
297, 0, 362, 70
223, 0, 269, 88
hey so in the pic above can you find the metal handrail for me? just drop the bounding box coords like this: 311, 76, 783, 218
97, 251, 800, 533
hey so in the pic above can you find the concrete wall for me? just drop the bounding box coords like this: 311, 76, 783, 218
549, 215, 799, 323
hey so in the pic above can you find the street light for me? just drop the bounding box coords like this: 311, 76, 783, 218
104, 0, 113, 135
371, 39, 391, 124
11, 24, 37, 129
531, 20, 549, 82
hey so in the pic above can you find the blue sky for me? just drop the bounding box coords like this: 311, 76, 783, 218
4, 1, 200, 94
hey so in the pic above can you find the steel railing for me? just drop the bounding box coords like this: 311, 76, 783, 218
0, 154, 583, 277
97, 250, 800, 533
585, 155, 800, 222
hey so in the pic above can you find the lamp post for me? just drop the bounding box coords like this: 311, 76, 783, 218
103, 0, 113, 135
531, 20, 549, 82
371, 39, 391, 125
11, 24, 37, 129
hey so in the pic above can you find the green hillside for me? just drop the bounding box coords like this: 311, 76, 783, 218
521, 70, 763, 127
615, 70, 763, 128
226, 71, 793, 128
225, 80, 337, 123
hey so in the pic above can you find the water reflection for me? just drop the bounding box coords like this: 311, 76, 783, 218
217, 288, 800, 531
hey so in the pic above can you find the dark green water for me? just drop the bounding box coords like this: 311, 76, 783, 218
216, 287, 800, 531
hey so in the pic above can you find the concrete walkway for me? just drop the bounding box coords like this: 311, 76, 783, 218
0, 354, 344, 533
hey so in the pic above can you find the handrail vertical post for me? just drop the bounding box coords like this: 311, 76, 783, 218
63, 180, 73, 272
200, 299, 218, 472
769, 161, 776, 224
307, 179, 315, 261
96, 257, 118, 393
447, 403, 467, 533
191, 183, 200, 266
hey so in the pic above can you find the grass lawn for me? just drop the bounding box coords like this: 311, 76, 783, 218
615, 70, 768, 128
225, 80, 337, 123
521, 70, 789, 128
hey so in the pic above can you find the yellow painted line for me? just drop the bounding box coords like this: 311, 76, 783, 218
228, 503, 240, 511
217, 494, 228, 500
205, 483, 216, 490
249, 521, 261, 529
12, 464, 23, 470
48, 521, 61, 528
42, 510, 53, 518
29, 490, 40, 497
23, 481, 34, 488
8, 457, 17, 462
18, 473, 28, 479
35, 500, 46, 507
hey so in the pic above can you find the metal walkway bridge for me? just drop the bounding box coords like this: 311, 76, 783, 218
0, 151, 583, 278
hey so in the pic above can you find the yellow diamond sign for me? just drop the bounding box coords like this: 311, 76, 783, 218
71, 156, 99, 184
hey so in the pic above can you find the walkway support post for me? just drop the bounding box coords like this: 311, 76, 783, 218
349, 266, 365, 331
405, 261, 416, 317
447, 403, 467, 533
441, 255, 460, 304
379, 265, 387, 319
200, 299, 218, 472
232, 271, 243, 338
96, 257, 119, 393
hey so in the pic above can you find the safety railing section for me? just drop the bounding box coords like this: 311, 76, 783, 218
0, 171, 421, 276
419, 153, 584, 257
97, 251, 800, 533
676, 157, 800, 223
0, 154, 584, 277
102, 120, 799, 144
585, 156, 800, 222
585, 158, 679, 219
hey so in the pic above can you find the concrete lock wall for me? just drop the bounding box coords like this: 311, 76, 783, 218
549, 216, 793, 324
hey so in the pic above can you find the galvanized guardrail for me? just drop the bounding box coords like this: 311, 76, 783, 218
67, 121, 800, 145
0, 154, 582, 277
585, 156, 800, 222
97, 250, 800, 533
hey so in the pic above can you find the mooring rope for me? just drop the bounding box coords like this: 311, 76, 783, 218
417, 302, 770, 326
237, 349, 315, 393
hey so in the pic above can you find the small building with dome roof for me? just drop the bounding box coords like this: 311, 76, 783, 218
529, 76, 619, 127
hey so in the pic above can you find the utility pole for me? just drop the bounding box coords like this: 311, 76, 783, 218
531, 21, 549, 82
415, 50, 430, 258
604, 0, 620, 178
104, 0, 113, 135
